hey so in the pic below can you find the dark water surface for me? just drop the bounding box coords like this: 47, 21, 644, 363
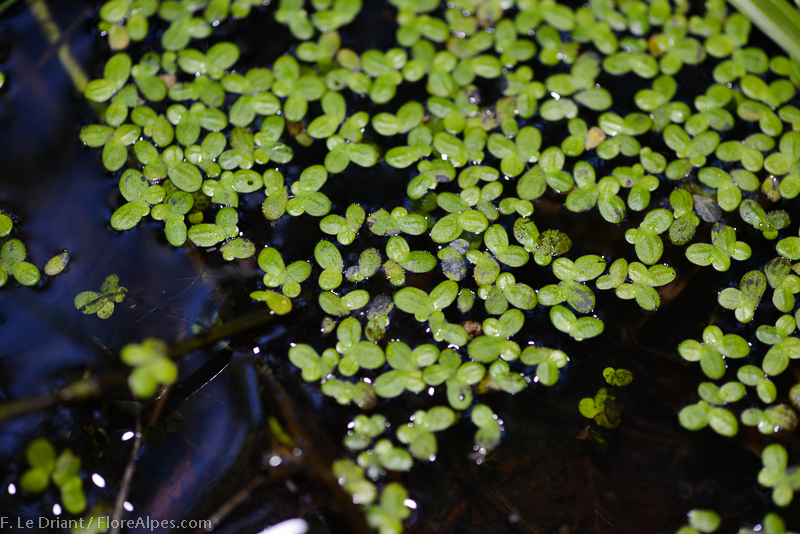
0, 2, 799, 534
0, 3, 263, 532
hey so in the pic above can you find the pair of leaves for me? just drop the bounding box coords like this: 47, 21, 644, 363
519, 346, 569, 386
373, 341, 437, 398
110, 169, 166, 232
764, 257, 800, 312
538, 255, 606, 313
187, 207, 242, 248
287, 165, 331, 217
393, 280, 458, 322
624, 209, 672, 265
203, 169, 264, 208
686, 223, 752, 271
678, 401, 738, 437
471, 404, 503, 451
368, 208, 428, 237
150, 191, 195, 247
74, 274, 127, 319
357, 440, 414, 476
565, 163, 626, 223
430, 209, 490, 243
250, 290, 293, 315
396, 407, 457, 461
385, 236, 437, 276
677, 325, 750, 380
289, 344, 340, 382
483, 225, 529, 267
0, 239, 40, 287
324, 140, 378, 174
740, 199, 789, 240
320, 205, 366, 245
320, 290, 370, 317
315, 240, 344, 290
80, 122, 140, 172
257, 247, 311, 298
738, 365, 778, 404
550, 305, 604, 341
597, 259, 676, 311
176, 42, 240, 79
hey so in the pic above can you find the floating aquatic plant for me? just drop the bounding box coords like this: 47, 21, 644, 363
20, 438, 86, 515
9, 0, 800, 531
73, 274, 127, 319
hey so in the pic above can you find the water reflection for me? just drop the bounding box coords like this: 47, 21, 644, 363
0, 3, 266, 531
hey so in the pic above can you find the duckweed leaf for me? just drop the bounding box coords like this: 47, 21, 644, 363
315, 240, 343, 290
740, 199, 790, 240
320, 204, 366, 245
624, 209, 671, 265
758, 444, 800, 507
579, 387, 621, 429
385, 235, 436, 274
550, 305, 604, 341
74, 274, 127, 319
44, 252, 69, 276
762, 338, 800, 376
120, 337, 177, 399
603, 367, 633, 387
678, 326, 750, 379
520, 347, 568, 386
393, 280, 458, 322
220, 238, 255, 261
718, 270, 767, 323
678, 401, 738, 437
686, 223, 751, 271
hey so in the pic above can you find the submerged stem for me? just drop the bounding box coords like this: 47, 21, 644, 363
0, 376, 108, 422
26, 0, 88, 92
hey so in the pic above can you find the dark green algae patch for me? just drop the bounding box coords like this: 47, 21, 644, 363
4, 0, 800, 533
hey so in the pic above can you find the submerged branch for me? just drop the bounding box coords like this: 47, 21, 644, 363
0, 306, 286, 422
0, 375, 112, 422
26, 0, 88, 92
258, 365, 374, 534
168, 306, 286, 359
110, 416, 143, 534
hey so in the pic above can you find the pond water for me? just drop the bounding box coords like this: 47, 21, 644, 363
1, 2, 800, 534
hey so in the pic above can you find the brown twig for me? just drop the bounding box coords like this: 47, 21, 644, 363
168, 307, 283, 360
257, 365, 373, 534
110, 415, 143, 534
0, 375, 112, 422
25, 0, 88, 92
193, 470, 297, 534
0, 304, 282, 422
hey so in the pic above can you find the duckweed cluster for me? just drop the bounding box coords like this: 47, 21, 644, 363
0, 211, 68, 287
20, 438, 86, 516
7, 0, 800, 531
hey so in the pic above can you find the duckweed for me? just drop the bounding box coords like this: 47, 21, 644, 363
15, 0, 800, 530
